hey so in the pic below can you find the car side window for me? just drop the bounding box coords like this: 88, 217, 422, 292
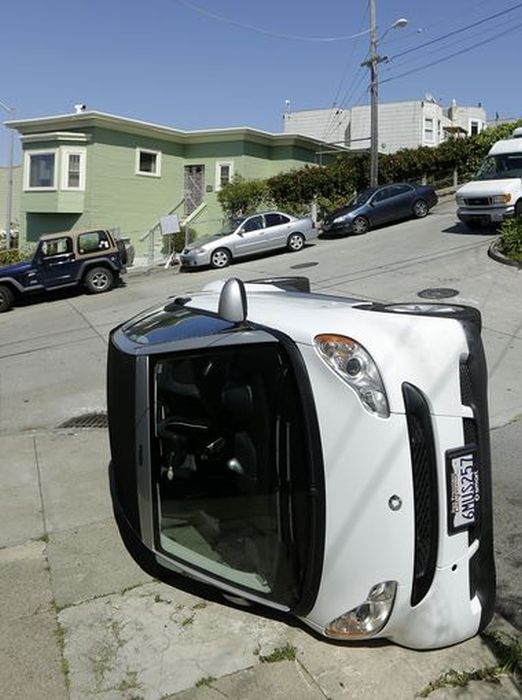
265, 213, 289, 227
373, 188, 392, 203
78, 230, 111, 254
41, 237, 72, 258
391, 185, 413, 196
242, 216, 264, 233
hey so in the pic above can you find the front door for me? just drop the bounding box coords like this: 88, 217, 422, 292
184, 165, 205, 217
35, 236, 77, 288
233, 214, 266, 257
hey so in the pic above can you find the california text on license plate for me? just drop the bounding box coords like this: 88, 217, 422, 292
446, 447, 480, 533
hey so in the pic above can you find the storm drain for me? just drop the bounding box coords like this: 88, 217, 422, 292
417, 287, 460, 300
57, 412, 108, 429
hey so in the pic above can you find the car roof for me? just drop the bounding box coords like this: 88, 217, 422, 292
38, 228, 112, 241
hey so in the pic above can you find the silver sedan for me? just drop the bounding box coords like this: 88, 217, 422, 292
179, 211, 317, 269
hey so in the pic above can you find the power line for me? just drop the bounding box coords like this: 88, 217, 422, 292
381, 19, 522, 86
389, 1, 522, 61
172, 0, 371, 42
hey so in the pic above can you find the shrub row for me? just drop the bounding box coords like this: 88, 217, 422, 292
218, 121, 522, 218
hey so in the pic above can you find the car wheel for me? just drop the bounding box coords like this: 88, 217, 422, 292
515, 200, 522, 219
380, 303, 482, 332
412, 199, 429, 218
84, 267, 114, 293
210, 248, 231, 269
352, 216, 369, 234
287, 232, 305, 252
0, 284, 14, 312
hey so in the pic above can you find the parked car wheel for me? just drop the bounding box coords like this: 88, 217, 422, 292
412, 199, 429, 218
287, 232, 305, 252
84, 267, 114, 293
210, 248, 231, 269
352, 216, 369, 234
0, 284, 14, 312
380, 302, 482, 332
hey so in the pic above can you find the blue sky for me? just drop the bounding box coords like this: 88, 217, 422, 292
1, 0, 520, 163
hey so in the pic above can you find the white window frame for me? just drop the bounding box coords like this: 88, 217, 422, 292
469, 119, 482, 136
61, 148, 86, 190
424, 117, 434, 143
215, 161, 234, 191
135, 148, 162, 177
24, 149, 57, 191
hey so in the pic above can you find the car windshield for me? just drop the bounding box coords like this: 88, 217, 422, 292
217, 219, 242, 236
474, 154, 522, 180
347, 189, 376, 206
152, 343, 317, 607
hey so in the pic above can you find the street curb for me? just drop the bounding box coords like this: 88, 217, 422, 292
488, 239, 522, 269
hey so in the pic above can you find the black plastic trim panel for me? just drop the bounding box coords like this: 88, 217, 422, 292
402, 383, 439, 607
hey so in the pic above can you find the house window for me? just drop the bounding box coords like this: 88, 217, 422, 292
62, 149, 86, 190
25, 151, 56, 190
424, 118, 434, 142
215, 161, 234, 191
136, 148, 161, 177
470, 120, 481, 136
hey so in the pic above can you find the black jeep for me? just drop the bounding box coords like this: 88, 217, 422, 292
0, 229, 127, 312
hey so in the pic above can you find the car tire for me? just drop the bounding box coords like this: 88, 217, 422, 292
515, 200, 522, 219
287, 232, 305, 252
84, 266, 114, 294
0, 284, 14, 312
210, 248, 231, 269
352, 216, 369, 234
412, 199, 429, 218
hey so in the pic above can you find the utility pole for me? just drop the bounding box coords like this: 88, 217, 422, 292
362, 0, 385, 187
0, 99, 15, 249
361, 6, 407, 187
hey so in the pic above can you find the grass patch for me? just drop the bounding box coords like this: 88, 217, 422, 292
498, 218, 522, 262
195, 676, 216, 688
260, 643, 297, 663
417, 630, 522, 697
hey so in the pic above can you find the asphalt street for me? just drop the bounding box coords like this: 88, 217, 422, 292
0, 198, 521, 698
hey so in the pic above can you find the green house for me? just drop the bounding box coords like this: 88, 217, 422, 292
7, 110, 331, 261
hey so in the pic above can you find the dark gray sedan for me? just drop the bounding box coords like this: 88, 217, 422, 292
321, 183, 438, 236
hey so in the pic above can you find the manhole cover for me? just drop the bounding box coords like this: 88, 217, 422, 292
290, 262, 319, 270
417, 287, 459, 300
58, 412, 108, 429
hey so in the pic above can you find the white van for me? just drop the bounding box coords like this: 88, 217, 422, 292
456, 127, 522, 229
107, 277, 495, 650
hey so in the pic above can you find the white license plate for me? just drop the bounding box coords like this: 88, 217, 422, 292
446, 447, 480, 533
491, 212, 503, 222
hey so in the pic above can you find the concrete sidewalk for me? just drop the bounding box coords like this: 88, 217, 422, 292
0, 428, 520, 700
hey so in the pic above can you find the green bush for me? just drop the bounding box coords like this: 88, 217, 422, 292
0, 247, 33, 266
218, 120, 522, 218
498, 218, 522, 262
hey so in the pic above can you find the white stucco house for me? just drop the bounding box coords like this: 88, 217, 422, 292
283, 98, 486, 154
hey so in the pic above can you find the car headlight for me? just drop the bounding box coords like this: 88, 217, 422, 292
192, 247, 206, 254
456, 196, 465, 206
314, 334, 390, 418
325, 581, 397, 640
333, 214, 350, 224
492, 193, 511, 204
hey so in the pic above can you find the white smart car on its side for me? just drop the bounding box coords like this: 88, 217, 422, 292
107, 276, 495, 650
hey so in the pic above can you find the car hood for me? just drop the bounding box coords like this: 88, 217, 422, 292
0, 260, 33, 275
185, 233, 229, 251
457, 179, 522, 197
325, 203, 362, 221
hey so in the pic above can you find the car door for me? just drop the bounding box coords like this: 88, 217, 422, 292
263, 213, 293, 250
35, 236, 78, 288
387, 184, 416, 219
369, 187, 396, 226
233, 215, 266, 258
